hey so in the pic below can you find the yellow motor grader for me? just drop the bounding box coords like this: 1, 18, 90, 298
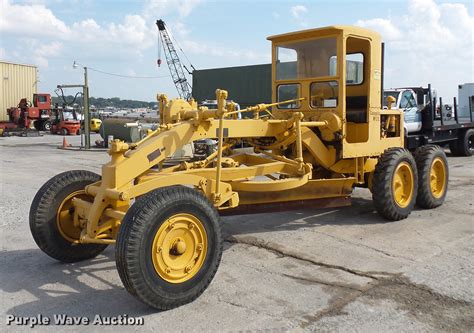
30, 26, 448, 309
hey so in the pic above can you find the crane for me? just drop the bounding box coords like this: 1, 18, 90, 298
156, 19, 194, 100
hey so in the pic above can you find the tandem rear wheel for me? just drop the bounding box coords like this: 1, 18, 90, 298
372, 148, 418, 221
414, 145, 448, 209
371, 146, 448, 221
115, 186, 223, 310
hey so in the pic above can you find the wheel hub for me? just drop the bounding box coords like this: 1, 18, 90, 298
151, 213, 207, 283
56, 190, 90, 242
171, 238, 187, 255
392, 162, 414, 208
430, 157, 446, 198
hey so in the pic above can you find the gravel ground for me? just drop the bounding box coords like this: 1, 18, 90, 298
0, 133, 473, 332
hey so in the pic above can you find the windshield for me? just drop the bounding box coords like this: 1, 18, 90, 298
276, 37, 337, 80
383, 91, 400, 107
63, 111, 76, 120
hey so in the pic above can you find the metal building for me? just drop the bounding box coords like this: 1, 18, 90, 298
192, 64, 272, 107
0, 61, 38, 120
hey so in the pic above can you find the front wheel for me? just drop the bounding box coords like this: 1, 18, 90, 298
115, 186, 222, 310
61, 128, 69, 136
372, 148, 418, 221
29, 170, 107, 262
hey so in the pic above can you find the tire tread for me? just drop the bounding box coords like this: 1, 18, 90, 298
29, 170, 107, 262
414, 144, 448, 208
115, 186, 222, 310
372, 148, 418, 221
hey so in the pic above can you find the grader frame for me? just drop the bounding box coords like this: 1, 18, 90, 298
71, 26, 404, 245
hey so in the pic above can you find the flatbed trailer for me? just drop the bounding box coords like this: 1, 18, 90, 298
403, 85, 473, 156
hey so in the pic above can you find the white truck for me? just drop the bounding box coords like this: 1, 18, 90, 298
383, 88, 433, 134
384, 85, 473, 156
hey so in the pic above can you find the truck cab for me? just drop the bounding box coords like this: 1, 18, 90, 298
383, 89, 422, 134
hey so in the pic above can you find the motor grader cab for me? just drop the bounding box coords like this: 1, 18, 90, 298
30, 26, 448, 310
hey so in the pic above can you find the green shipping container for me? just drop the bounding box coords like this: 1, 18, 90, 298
192, 64, 272, 108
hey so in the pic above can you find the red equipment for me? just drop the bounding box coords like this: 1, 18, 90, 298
0, 93, 52, 135
50, 107, 81, 136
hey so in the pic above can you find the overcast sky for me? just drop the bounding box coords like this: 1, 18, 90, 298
1, 0, 473, 102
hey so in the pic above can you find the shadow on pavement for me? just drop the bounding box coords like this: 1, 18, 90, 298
0, 248, 156, 318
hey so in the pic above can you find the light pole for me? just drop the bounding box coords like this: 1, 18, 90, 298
73, 61, 91, 149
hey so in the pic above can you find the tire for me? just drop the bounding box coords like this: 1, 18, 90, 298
451, 129, 473, 157
29, 170, 107, 262
414, 145, 448, 209
33, 121, 41, 131
116, 186, 222, 310
449, 140, 461, 156
61, 128, 69, 136
372, 148, 418, 221
42, 121, 51, 131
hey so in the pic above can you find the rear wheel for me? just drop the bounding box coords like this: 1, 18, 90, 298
414, 145, 448, 208
33, 121, 41, 130
116, 186, 222, 310
450, 129, 473, 156
29, 170, 107, 262
372, 148, 418, 221
42, 121, 51, 131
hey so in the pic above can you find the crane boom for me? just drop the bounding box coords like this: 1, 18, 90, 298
156, 19, 192, 100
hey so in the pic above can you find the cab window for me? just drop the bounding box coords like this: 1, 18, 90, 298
400, 91, 416, 109
276, 37, 337, 80
310, 81, 338, 108
37, 95, 47, 103
277, 84, 300, 109
329, 53, 364, 85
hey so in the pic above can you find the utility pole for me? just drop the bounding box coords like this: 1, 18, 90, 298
62, 61, 91, 149
83, 66, 91, 149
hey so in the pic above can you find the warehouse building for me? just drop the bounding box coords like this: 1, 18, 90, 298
0, 61, 38, 120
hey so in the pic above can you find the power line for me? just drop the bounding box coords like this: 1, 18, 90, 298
87, 67, 171, 79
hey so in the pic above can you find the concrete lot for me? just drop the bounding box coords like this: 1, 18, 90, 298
0, 134, 473, 332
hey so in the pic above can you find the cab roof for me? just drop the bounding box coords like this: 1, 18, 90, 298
267, 25, 381, 43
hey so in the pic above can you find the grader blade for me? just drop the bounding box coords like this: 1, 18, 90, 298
220, 197, 351, 216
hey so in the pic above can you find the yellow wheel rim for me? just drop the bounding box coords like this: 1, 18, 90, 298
392, 161, 414, 208
56, 190, 90, 243
430, 157, 447, 198
152, 213, 208, 284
